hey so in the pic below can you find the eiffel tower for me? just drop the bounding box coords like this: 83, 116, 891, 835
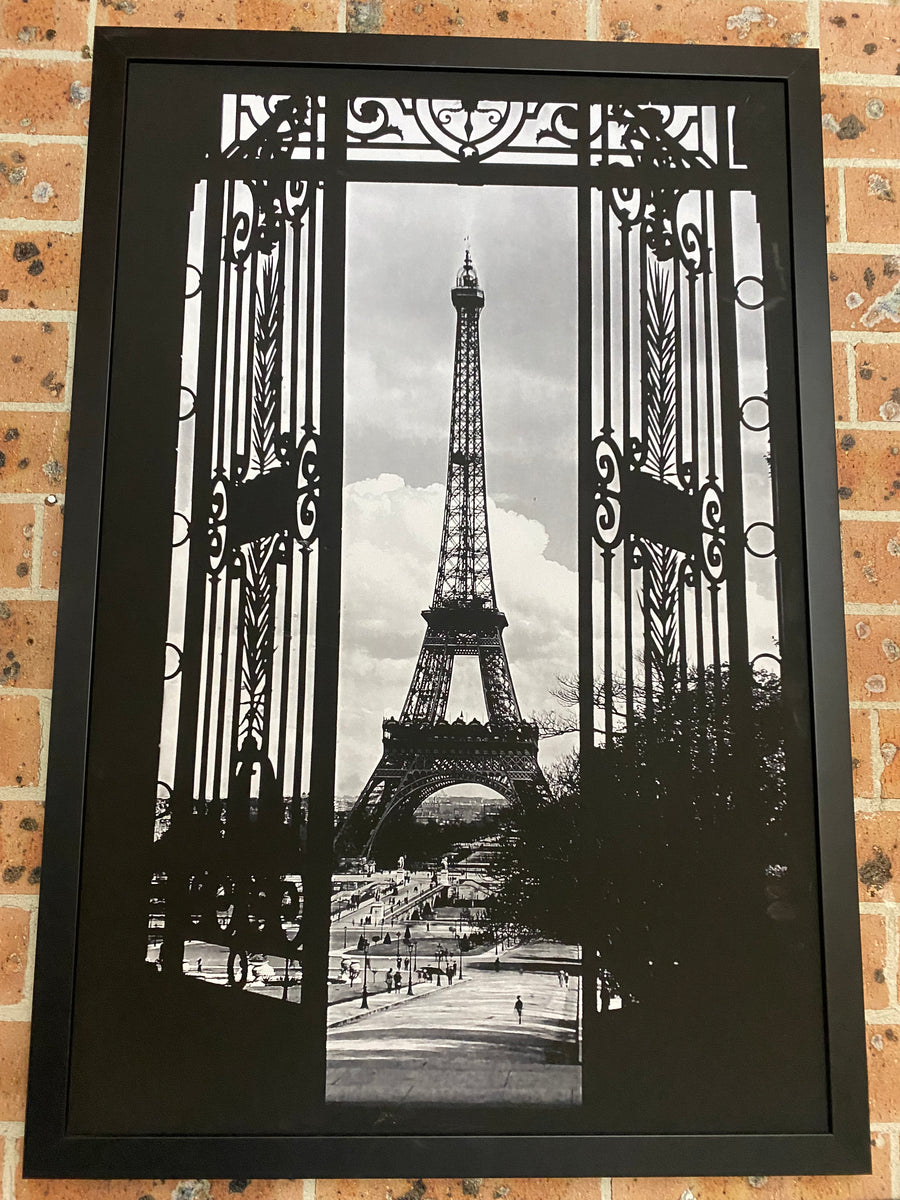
338, 249, 548, 859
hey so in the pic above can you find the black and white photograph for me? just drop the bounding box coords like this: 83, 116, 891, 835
24, 33, 869, 1180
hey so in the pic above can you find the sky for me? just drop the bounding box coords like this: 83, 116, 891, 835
336, 182, 580, 797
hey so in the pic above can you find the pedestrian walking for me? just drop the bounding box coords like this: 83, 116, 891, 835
514, 995, 524, 1025
557, 970, 564, 988
394, 969, 402, 991
494, 955, 501, 972
563, 971, 569, 987
197, 958, 202, 973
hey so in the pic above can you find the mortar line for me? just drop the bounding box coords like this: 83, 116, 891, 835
336, 0, 347, 33
20, 906, 38, 1011
833, 418, 900, 429
0, 402, 69, 414
841, 510, 900, 522
828, 241, 900, 254
845, 603, 900, 614
38, 694, 52, 789
872, 708, 884, 802
599, 1179, 613, 1200
0, 493, 64, 505
0, 896, 39, 912
844, 340, 858, 422
837, 164, 848, 244
1, 1135, 15, 1200
822, 71, 900, 86
826, 158, 900, 169
0, 310, 77, 324
891, 1126, 900, 1200
0, 219, 81, 233
302, 1180, 316, 1200
0, 47, 84, 60
29, 498, 44, 591
0, 134, 88, 147
832, 330, 900, 343
806, 0, 820, 50
0, 588, 59, 601
587, 0, 601, 40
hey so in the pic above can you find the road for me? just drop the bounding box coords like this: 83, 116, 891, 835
326, 949, 581, 1105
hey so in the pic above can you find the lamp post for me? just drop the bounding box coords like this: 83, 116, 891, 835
458, 937, 464, 981
407, 938, 415, 996
360, 937, 370, 1009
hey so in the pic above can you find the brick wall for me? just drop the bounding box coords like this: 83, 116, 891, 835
0, 1, 897, 1197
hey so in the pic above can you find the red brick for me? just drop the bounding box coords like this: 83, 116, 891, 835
612, 1143, 893, 1200
828, 253, 900, 334
0, 231, 81, 311
855, 341, 900, 424
879, 709, 900, 799
0, 799, 43, 894
0, 905, 29, 1004
0, 1018, 29, 1119
318, 1184, 601, 1200
0, 60, 91, 137
41, 499, 63, 589
836, 428, 900, 512
860, 910, 890, 1010
379, 0, 588, 38
848, 706, 874, 797
831, 343, 849, 421
846, 613, 900, 702
0, 0, 89, 50
840, 519, 900, 605
235, 0, 338, 28
0, 320, 68, 406
821, 84, 900, 161
820, 3, 900, 78
0, 412, 68, 495
0, 503, 36, 588
0, 693, 40, 787
856, 810, 900, 901
0, 142, 84, 222
844, 165, 900, 244
601, 0, 807, 48
868, 1022, 900, 1122
0, 599, 57, 689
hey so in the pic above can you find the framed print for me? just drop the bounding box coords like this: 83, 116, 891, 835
24, 29, 870, 1179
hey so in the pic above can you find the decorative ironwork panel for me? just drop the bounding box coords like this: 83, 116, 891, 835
148, 92, 326, 999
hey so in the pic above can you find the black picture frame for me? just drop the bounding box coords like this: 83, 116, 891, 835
24, 28, 869, 1180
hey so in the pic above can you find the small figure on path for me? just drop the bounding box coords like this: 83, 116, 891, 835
394, 969, 402, 991
197, 958, 202, 973
386, 970, 393, 993
557, 970, 564, 988
494, 955, 501, 972
514, 995, 524, 1025
563, 971, 569, 987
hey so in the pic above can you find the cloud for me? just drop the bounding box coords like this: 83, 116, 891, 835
336, 474, 579, 796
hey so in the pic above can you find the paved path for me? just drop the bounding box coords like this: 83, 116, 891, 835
326, 950, 580, 1105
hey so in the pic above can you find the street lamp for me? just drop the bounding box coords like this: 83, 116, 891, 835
407, 938, 415, 996
359, 936, 370, 1009
457, 937, 464, 981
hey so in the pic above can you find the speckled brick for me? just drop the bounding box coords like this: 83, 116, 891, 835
857, 810, 900, 903
820, 3, 900, 79
0, 0, 89, 50
879, 710, 900, 799
840, 519, 900, 605
0, 503, 35, 589
317, 1183, 604, 1200
0, 413, 68, 496
13, 1149, 305, 1200
0, 232, 81, 311
601, 0, 808, 49
0, 142, 84, 222
0, 599, 57, 689
0, 61, 91, 137
860, 911, 890, 1011
867, 1023, 900, 1122
846, 613, 900, 702
849, 707, 874, 797
844, 165, 900, 244
821, 84, 900, 161
836, 428, 900, 511
235, 0, 338, 29
0, 1018, 29, 1119
0, 904, 29, 1004
41, 499, 63, 589
0, 799, 43, 893
612, 1141, 892, 1198
0, 693, 40, 787
855, 340, 900, 424
378, 0, 588, 39
828, 252, 900, 334
0, 320, 69, 406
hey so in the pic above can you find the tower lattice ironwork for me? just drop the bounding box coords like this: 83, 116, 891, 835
338, 250, 548, 857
